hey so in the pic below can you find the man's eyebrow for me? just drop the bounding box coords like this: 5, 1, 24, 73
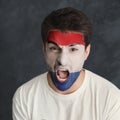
47, 41, 58, 46
69, 44, 80, 47
47, 42, 80, 47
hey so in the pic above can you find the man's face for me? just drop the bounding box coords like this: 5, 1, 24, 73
44, 30, 90, 83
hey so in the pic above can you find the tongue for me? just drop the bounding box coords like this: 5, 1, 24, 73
57, 70, 69, 79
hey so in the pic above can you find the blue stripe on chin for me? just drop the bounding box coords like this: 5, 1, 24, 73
49, 71, 80, 91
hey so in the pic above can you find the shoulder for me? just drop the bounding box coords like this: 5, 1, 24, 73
13, 72, 48, 101
85, 69, 120, 102
85, 69, 119, 91
85, 69, 120, 118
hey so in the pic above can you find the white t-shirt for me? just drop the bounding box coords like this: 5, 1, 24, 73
12, 70, 120, 120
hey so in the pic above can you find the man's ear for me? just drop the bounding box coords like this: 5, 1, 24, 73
84, 44, 91, 60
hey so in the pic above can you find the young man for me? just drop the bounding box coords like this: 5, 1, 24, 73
12, 7, 120, 120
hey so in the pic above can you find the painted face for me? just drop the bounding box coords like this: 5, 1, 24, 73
44, 30, 88, 91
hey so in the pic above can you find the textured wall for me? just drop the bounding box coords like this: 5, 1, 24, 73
0, 0, 120, 119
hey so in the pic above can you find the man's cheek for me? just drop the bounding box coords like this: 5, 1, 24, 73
46, 61, 54, 71
71, 57, 84, 71
46, 56, 56, 68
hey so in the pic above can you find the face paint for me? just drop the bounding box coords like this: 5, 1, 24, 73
47, 30, 85, 46
50, 71, 80, 91
45, 30, 86, 91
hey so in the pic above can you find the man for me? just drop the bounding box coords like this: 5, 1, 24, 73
12, 7, 120, 120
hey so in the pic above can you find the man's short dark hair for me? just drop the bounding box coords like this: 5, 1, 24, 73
41, 7, 92, 47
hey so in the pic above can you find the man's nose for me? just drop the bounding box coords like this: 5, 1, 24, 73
57, 51, 68, 66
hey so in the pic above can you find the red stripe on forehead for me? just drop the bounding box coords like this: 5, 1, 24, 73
46, 30, 85, 46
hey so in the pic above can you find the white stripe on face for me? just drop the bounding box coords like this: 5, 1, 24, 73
45, 42, 86, 73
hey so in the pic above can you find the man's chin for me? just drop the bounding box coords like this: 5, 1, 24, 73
49, 70, 81, 91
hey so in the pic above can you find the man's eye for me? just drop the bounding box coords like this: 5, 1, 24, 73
49, 47, 57, 50
49, 46, 60, 52
70, 48, 78, 52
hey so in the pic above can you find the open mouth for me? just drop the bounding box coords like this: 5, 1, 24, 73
56, 69, 69, 82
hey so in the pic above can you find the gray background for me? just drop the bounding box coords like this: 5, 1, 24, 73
0, 0, 120, 119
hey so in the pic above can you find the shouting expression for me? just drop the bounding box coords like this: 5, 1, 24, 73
44, 30, 90, 91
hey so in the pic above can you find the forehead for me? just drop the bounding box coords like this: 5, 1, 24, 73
46, 30, 85, 46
